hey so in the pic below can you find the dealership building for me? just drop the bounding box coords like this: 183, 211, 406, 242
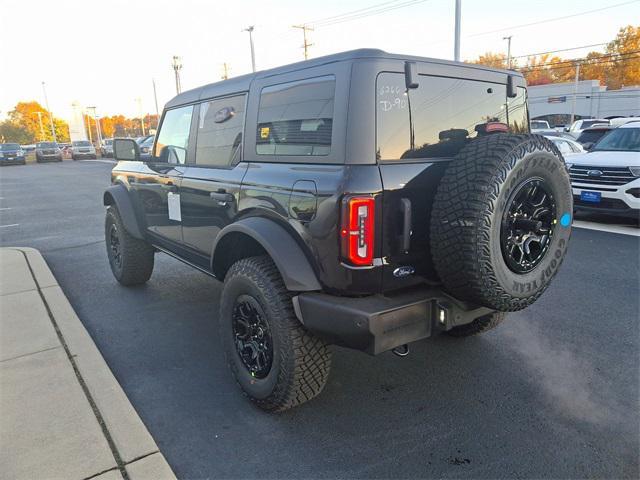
528, 80, 640, 126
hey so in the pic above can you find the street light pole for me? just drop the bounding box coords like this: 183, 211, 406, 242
41, 81, 57, 142
135, 98, 146, 136
243, 26, 256, 72
570, 62, 581, 126
503, 35, 512, 69
152, 78, 160, 119
36, 112, 45, 141
454, 0, 461, 62
171, 56, 182, 95
87, 107, 102, 147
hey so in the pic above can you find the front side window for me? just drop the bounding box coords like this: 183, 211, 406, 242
593, 127, 640, 152
153, 105, 194, 164
196, 94, 246, 167
256, 76, 335, 156
376, 72, 529, 161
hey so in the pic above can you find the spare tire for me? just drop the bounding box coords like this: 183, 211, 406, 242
430, 134, 572, 312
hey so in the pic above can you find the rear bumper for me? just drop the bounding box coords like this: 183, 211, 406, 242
294, 286, 492, 355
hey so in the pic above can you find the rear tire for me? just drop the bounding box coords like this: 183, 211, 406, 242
446, 312, 506, 337
220, 256, 332, 412
431, 134, 572, 312
105, 206, 154, 285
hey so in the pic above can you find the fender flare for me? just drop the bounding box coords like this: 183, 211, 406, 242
103, 184, 144, 239
212, 217, 322, 292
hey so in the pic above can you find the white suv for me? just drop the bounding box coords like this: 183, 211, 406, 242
568, 122, 640, 219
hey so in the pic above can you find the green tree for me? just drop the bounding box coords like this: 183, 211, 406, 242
0, 121, 31, 144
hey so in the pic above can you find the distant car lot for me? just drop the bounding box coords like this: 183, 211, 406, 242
0, 161, 637, 478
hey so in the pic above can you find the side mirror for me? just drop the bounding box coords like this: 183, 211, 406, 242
404, 61, 419, 89
506, 74, 517, 98
113, 138, 140, 161
584, 142, 594, 151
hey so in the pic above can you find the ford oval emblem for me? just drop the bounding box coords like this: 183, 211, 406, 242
393, 266, 415, 278
587, 169, 603, 177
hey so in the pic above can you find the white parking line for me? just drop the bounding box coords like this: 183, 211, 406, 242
79, 159, 116, 164
573, 220, 640, 237
0, 224, 19, 228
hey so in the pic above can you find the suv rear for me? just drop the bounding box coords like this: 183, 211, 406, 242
71, 140, 96, 160
104, 49, 572, 411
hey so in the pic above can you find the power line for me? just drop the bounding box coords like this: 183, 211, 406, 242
467, 0, 639, 38
517, 50, 640, 71
303, 0, 404, 26
309, 0, 430, 28
511, 43, 609, 60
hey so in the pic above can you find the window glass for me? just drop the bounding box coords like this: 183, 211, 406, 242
376, 73, 529, 160
256, 76, 335, 156
153, 105, 193, 164
554, 139, 572, 155
592, 127, 640, 152
196, 94, 246, 167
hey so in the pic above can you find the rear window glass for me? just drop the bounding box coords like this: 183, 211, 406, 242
376, 73, 528, 160
0, 144, 20, 150
196, 94, 246, 167
256, 76, 335, 156
577, 130, 609, 144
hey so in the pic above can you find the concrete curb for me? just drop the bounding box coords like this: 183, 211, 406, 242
2, 247, 176, 480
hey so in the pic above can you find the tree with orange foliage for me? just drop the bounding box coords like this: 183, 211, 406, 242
0, 101, 69, 143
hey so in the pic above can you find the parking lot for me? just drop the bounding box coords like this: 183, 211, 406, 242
1, 160, 638, 478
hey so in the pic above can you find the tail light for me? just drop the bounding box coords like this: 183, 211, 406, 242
340, 196, 375, 266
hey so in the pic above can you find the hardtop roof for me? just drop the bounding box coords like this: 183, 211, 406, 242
165, 48, 523, 109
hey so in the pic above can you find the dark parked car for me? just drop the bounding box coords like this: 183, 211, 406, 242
101, 139, 114, 157
105, 49, 572, 411
576, 125, 614, 150
35, 141, 63, 162
138, 135, 154, 161
0, 143, 26, 165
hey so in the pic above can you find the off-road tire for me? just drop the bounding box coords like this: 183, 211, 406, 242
431, 134, 572, 312
220, 256, 331, 412
446, 312, 506, 337
105, 206, 154, 285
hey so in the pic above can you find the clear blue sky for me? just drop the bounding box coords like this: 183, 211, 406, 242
0, 0, 637, 120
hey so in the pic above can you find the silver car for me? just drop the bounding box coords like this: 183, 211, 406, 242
71, 140, 96, 160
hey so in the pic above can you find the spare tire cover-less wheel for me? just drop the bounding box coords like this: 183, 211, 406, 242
430, 134, 573, 312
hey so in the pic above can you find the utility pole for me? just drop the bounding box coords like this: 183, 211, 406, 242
171, 56, 182, 94
503, 35, 512, 69
454, 0, 461, 62
152, 78, 159, 119
85, 113, 93, 143
292, 25, 313, 60
41, 81, 57, 142
135, 98, 146, 136
221, 63, 230, 80
87, 107, 102, 147
570, 62, 581, 126
243, 26, 256, 72
36, 112, 45, 140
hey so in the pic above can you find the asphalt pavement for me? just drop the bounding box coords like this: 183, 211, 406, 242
1, 160, 638, 479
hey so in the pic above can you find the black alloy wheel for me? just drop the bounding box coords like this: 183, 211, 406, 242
232, 295, 273, 379
500, 177, 556, 273
108, 223, 122, 271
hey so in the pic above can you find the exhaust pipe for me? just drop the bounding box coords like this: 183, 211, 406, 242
392, 344, 410, 357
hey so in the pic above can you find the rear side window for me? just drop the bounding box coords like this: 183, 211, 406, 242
195, 94, 246, 167
153, 105, 193, 164
376, 72, 529, 161
256, 76, 335, 156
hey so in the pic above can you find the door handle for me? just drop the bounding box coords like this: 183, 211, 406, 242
210, 191, 234, 205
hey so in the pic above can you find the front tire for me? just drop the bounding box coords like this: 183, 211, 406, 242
105, 206, 154, 285
220, 256, 331, 412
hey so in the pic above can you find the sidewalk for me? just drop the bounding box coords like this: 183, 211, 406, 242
0, 247, 176, 480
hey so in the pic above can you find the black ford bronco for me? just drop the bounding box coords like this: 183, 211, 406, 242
105, 49, 572, 411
